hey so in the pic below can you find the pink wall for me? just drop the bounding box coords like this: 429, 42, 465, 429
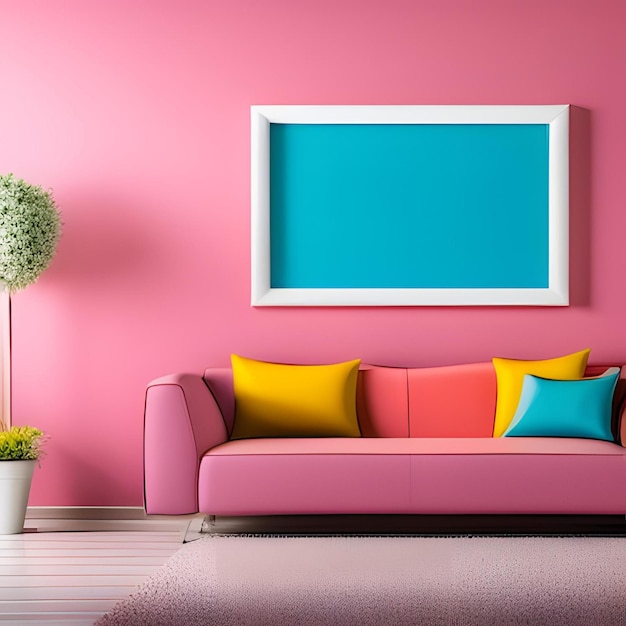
1, 0, 625, 506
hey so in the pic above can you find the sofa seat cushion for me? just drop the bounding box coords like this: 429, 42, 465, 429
199, 437, 626, 516
206, 436, 626, 456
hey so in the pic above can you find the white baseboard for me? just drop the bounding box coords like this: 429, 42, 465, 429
26, 506, 147, 520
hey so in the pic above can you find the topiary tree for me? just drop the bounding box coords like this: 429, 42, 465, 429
0, 174, 62, 429
0, 174, 62, 292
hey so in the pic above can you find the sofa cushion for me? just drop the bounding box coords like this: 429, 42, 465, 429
407, 362, 497, 437
492, 349, 591, 437
200, 437, 626, 516
203, 368, 236, 433
503, 367, 620, 441
230, 355, 361, 439
356, 365, 410, 437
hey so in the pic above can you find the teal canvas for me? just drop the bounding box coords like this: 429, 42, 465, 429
503, 368, 620, 441
269, 122, 549, 289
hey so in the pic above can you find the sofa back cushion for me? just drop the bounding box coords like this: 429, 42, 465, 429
407, 362, 497, 437
203, 368, 236, 434
585, 365, 626, 442
356, 366, 410, 437
355, 363, 497, 438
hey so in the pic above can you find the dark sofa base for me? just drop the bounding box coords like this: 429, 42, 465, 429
199, 513, 626, 537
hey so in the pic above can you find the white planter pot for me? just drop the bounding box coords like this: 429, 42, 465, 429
0, 459, 36, 534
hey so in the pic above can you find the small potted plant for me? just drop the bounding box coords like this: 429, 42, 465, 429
0, 423, 45, 533
0, 173, 61, 534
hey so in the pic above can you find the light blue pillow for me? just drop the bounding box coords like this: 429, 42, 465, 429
503, 367, 620, 441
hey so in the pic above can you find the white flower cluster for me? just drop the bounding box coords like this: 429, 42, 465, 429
0, 174, 62, 292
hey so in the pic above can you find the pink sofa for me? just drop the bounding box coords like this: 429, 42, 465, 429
143, 362, 626, 516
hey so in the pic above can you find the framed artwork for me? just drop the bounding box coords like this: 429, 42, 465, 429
251, 104, 569, 306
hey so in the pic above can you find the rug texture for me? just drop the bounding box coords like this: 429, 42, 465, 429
96, 535, 626, 625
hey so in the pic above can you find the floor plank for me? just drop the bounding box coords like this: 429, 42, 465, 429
0, 587, 136, 601
0, 564, 164, 576
0, 600, 119, 613
0, 547, 178, 557
0, 575, 149, 588
0, 616, 105, 625
1, 555, 171, 566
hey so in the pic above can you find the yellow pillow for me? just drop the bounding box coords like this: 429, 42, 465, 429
492, 349, 591, 437
230, 355, 362, 439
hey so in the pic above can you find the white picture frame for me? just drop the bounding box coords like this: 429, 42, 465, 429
251, 104, 569, 307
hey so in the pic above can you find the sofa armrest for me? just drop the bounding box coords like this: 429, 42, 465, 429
144, 373, 228, 514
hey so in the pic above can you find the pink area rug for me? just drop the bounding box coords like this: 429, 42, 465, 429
96, 535, 626, 625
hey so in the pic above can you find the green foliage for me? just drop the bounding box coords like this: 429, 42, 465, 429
0, 425, 45, 460
0, 173, 62, 292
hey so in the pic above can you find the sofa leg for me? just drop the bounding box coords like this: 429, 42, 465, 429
200, 515, 216, 533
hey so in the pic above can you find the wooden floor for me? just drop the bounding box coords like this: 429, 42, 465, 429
0, 511, 201, 625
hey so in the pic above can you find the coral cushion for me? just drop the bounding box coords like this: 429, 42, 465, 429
230, 355, 361, 439
492, 349, 591, 437
407, 362, 497, 438
503, 367, 620, 441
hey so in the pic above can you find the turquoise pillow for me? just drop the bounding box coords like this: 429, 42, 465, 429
503, 367, 620, 441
